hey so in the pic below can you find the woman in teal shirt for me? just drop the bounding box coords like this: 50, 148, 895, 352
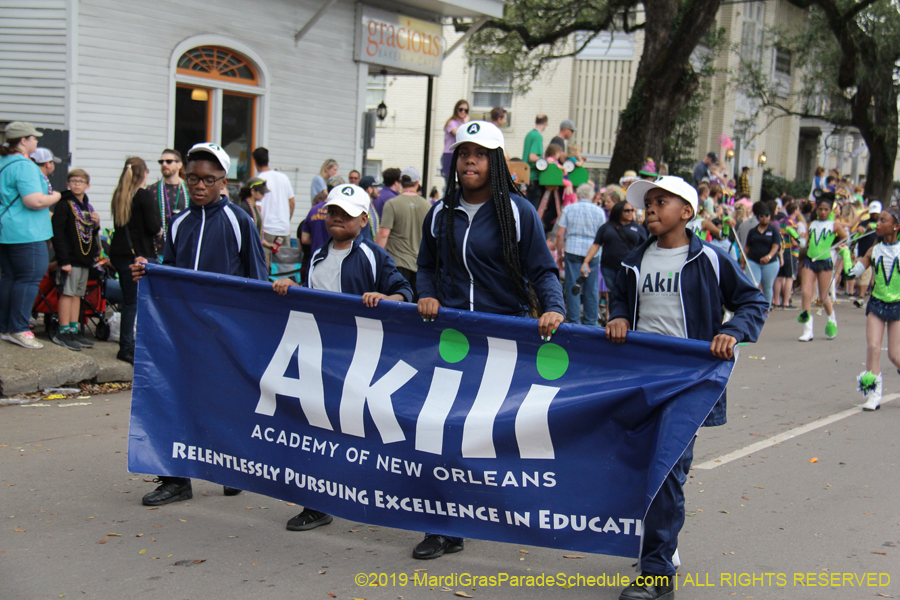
0, 122, 61, 349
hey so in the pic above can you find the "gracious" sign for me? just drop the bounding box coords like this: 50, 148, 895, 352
356, 5, 445, 76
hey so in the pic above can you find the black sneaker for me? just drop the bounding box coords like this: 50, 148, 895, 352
142, 479, 193, 506
285, 509, 333, 531
53, 331, 83, 351
619, 574, 675, 600
412, 534, 464, 560
116, 348, 134, 364
73, 330, 94, 348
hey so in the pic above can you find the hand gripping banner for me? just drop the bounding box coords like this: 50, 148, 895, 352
128, 265, 735, 557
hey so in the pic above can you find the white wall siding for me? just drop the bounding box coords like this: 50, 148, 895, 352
75, 0, 362, 230
0, 1, 68, 127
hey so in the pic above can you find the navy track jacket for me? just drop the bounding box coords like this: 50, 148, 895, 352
163, 196, 267, 282
307, 234, 413, 301
609, 233, 768, 427
417, 191, 565, 317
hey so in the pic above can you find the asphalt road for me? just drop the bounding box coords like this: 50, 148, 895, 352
2, 299, 898, 600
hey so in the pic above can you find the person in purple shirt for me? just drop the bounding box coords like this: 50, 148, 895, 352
372, 168, 401, 218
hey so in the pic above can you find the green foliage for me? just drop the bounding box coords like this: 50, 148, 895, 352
761, 168, 811, 202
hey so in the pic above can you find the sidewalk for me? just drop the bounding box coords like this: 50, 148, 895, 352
0, 321, 132, 397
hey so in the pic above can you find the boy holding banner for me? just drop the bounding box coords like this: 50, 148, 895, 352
131, 143, 267, 506
273, 182, 412, 531
606, 176, 767, 600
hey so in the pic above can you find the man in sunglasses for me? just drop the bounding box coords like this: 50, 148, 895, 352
147, 149, 189, 257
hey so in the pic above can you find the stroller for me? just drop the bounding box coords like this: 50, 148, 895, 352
32, 255, 116, 343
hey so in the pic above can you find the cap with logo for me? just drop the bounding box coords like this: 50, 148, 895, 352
187, 142, 231, 173
625, 176, 699, 217
401, 166, 421, 183
31, 148, 61, 164
448, 121, 505, 153
4, 122, 42, 139
868, 201, 883, 214
246, 177, 270, 195
560, 119, 578, 132
325, 184, 370, 217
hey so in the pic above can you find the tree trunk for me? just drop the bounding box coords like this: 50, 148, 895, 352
606, 0, 722, 185
856, 83, 898, 204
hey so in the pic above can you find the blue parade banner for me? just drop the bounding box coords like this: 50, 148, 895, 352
128, 265, 735, 557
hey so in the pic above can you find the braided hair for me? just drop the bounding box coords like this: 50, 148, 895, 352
434, 146, 537, 313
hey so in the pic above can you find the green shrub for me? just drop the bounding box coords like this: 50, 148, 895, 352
761, 169, 812, 202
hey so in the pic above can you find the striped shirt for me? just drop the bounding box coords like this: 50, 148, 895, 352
558, 199, 607, 257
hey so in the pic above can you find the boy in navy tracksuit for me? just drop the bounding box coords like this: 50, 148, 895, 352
132, 143, 267, 506
273, 182, 412, 531
606, 176, 767, 600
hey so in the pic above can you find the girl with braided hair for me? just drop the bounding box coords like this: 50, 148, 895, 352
840, 206, 900, 411
413, 121, 565, 560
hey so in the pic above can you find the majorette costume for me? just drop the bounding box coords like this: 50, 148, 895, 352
845, 240, 900, 410
798, 218, 838, 342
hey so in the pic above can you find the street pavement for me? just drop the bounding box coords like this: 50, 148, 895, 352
2, 298, 898, 600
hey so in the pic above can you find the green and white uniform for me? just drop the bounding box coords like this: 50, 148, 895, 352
806, 219, 836, 267
871, 242, 900, 303
687, 217, 704, 239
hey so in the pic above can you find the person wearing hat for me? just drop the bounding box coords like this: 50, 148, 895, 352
31, 147, 61, 193
692, 152, 718, 187
847, 200, 883, 307
619, 170, 639, 190
274, 184, 411, 531
550, 118, 577, 153
131, 142, 267, 507
0, 122, 61, 349
415, 121, 565, 559
638, 158, 658, 180
606, 175, 767, 600
147, 149, 189, 258
236, 177, 270, 239
376, 167, 431, 300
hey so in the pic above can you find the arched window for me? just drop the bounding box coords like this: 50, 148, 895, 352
177, 47, 258, 85
173, 44, 265, 182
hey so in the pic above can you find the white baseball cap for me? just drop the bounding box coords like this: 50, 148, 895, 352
31, 148, 61, 164
448, 121, 505, 153
187, 142, 231, 173
325, 184, 370, 218
868, 201, 883, 214
625, 176, 698, 217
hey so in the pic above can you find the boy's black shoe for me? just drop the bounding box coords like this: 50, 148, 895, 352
286, 509, 333, 531
142, 479, 192, 506
116, 348, 134, 364
53, 331, 83, 351
73, 330, 94, 347
223, 486, 242, 496
412, 535, 464, 560
619, 574, 675, 600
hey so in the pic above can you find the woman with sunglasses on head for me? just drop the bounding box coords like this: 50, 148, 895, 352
109, 157, 161, 364
415, 121, 565, 560
441, 100, 470, 185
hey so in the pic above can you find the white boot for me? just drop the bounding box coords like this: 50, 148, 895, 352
825, 312, 838, 340
798, 312, 814, 342
859, 371, 883, 411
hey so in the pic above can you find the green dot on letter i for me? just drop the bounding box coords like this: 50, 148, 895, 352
536, 343, 569, 380
439, 329, 469, 363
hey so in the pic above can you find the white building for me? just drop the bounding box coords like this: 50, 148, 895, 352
0, 0, 501, 230
369, 0, 899, 201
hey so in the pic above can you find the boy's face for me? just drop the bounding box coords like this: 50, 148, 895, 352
643, 189, 693, 236
67, 176, 89, 198
456, 142, 490, 194
326, 205, 367, 243
186, 159, 226, 206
